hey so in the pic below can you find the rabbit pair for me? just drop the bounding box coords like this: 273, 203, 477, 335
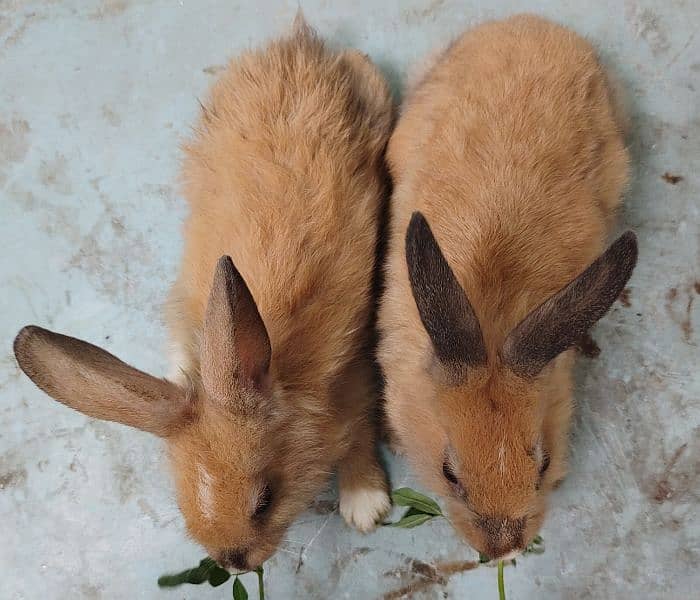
14, 13, 638, 568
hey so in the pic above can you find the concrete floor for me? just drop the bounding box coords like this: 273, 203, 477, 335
1, 1, 698, 598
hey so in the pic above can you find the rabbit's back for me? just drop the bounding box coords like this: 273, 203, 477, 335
384, 14, 629, 346
173, 25, 392, 384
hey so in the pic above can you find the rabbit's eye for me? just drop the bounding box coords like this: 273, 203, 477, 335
443, 461, 459, 485
535, 452, 551, 490
253, 485, 272, 519
443, 461, 466, 497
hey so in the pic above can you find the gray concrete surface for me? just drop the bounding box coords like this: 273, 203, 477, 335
1, 1, 698, 598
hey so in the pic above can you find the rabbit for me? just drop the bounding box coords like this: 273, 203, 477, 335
377, 14, 638, 561
13, 15, 393, 571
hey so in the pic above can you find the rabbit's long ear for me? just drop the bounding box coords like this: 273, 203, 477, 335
406, 212, 487, 382
200, 256, 271, 407
502, 231, 638, 378
14, 326, 191, 437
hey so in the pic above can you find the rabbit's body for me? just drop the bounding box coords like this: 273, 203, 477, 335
164, 22, 394, 555
378, 15, 636, 559
14, 20, 393, 569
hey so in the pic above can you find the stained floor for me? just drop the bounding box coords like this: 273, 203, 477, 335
1, 1, 698, 598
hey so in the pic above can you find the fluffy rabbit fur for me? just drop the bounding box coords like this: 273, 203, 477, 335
378, 15, 638, 560
14, 17, 393, 570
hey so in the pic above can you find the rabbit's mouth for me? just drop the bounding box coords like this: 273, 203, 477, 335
491, 549, 521, 563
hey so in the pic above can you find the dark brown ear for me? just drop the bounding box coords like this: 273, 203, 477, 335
201, 256, 271, 405
502, 231, 638, 378
13, 326, 190, 437
406, 212, 487, 381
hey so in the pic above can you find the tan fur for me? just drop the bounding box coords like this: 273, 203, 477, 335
168, 23, 394, 563
378, 15, 630, 558
15, 19, 393, 569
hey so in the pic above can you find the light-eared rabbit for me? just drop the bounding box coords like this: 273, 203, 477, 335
14, 16, 393, 570
377, 15, 637, 560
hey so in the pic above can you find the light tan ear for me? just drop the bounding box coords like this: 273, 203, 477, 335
201, 256, 271, 406
502, 231, 638, 378
13, 326, 191, 437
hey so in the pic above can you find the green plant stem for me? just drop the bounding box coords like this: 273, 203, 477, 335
256, 566, 265, 600
497, 561, 506, 600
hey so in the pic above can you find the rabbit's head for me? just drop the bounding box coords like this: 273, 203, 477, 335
14, 257, 323, 570
398, 212, 637, 560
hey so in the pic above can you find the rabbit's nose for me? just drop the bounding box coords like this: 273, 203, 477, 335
477, 516, 526, 560
218, 548, 248, 571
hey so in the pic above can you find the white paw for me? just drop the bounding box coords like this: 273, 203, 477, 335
339, 487, 391, 533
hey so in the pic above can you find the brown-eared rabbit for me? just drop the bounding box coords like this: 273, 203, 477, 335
13, 16, 393, 569
378, 14, 638, 560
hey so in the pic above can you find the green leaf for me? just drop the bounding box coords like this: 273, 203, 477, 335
383, 505, 437, 528
233, 576, 249, 600
479, 552, 490, 564
199, 557, 217, 569
157, 557, 219, 587
388, 511, 434, 528
208, 565, 231, 587
186, 558, 215, 584
182, 568, 207, 584
524, 535, 545, 555
158, 570, 194, 588
391, 488, 442, 516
